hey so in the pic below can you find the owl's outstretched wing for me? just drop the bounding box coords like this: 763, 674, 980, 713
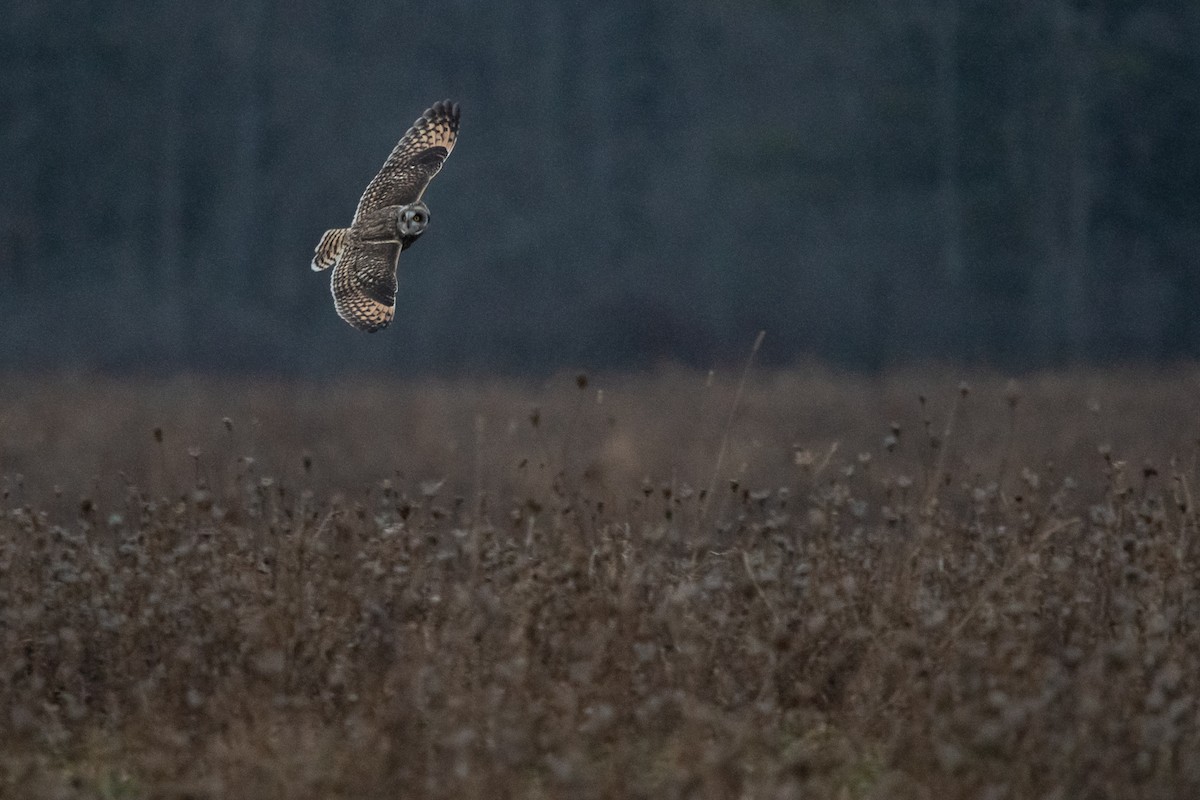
330, 240, 401, 333
353, 100, 460, 221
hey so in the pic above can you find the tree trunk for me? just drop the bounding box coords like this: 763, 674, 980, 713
934, 0, 965, 288
1061, 4, 1095, 361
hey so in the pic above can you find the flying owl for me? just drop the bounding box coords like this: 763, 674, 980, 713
312, 100, 461, 332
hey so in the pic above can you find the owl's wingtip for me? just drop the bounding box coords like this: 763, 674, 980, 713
426, 99, 461, 122
355, 319, 390, 334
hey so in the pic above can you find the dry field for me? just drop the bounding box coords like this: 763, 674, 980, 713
1, 365, 1199, 799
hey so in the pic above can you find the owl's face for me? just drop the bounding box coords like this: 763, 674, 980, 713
398, 202, 431, 239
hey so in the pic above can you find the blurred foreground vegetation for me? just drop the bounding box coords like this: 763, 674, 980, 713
1, 367, 1198, 798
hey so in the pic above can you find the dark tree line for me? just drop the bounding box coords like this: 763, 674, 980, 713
1, 0, 1197, 374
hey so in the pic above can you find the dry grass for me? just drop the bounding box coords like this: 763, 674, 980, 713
1, 365, 1199, 799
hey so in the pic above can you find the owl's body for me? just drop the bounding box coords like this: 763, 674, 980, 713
312, 100, 460, 332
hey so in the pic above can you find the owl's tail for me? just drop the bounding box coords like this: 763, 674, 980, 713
312, 228, 349, 272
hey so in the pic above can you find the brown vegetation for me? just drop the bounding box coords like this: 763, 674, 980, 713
1, 366, 1199, 799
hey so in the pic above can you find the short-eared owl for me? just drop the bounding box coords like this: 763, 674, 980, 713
312, 100, 461, 332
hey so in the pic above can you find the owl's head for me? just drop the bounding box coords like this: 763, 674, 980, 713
397, 201, 431, 240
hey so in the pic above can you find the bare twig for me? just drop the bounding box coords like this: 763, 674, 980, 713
702, 330, 766, 523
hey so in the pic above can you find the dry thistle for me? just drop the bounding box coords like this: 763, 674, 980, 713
1004, 379, 1021, 408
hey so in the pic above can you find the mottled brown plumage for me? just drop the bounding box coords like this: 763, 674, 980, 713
312, 100, 460, 332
